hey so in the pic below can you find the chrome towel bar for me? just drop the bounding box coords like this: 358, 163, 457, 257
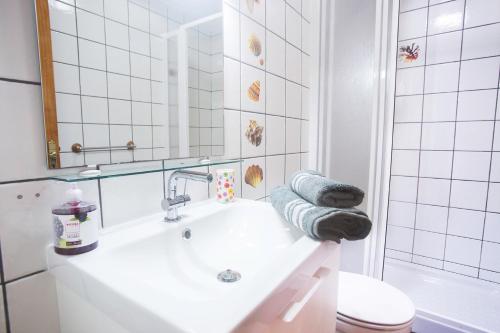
71, 141, 136, 153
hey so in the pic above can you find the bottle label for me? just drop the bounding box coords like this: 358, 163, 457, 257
53, 212, 98, 249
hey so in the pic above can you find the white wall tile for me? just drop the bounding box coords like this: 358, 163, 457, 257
133, 125, 152, 148
101, 171, 163, 227
484, 212, 500, 243
266, 0, 285, 38
286, 81, 302, 118
413, 255, 443, 269
388, 201, 416, 228
455, 121, 494, 151
129, 2, 149, 31
459, 57, 500, 90
386, 225, 414, 253
490, 153, 500, 182
424, 62, 460, 94
457, 90, 497, 121
56, 93, 82, 123
422, 92, 457, 122
7, 272, 60, 333
0, 290, 5, 333
131, 77, 151, 102
400, 0, 428, 12
462, 23, 500, 60
465, 0, 500, 28
479, 269, 500, 283
54, 62, 80, 94
446, 235, 482, 267
416, 204, 448, 233
286, 42, 301, 83
266, 115, 285, 155
419, 150, 453, 179
286, 118, 301, 153
224, 57, 241, 109
421, 122, 455, 150
450, 180, 488, 210
286, 4, 301, 48
393, 123, 421, 149
105, 19, 129, 49
391, 150, 419, 176
77, 9, 105, 43
398, 8, 427, 40
418, 178, 451, 206
413, 230, 446, 259
266, 30, 286, 77
428, 0, 464, 35
130, 53, 151, 79
104, 0, 128, 24
223, 4, 240, 59
52, 31, 78, 65
132, 102, 152, 125
81, 96, 108, 123
266, 73, 286, 116
79, 38, 106, 71
426, 31, 462, 65
107, 46, 130, 75
76, 0, 103, 15
285, 153, 301, 182
396, 67, 424, 95
58, 123, 83, 152
80, 67, 107, 97
302, 87, 310, 120
487, 183, 500, 213
0, 0, 39, 81
83, 124, 110, 148
453, 151, 491, 181
130, 28, 150, 56
480, 241, 500, 272
265, 154, 285, 194
49, 0, 77, 36
448, 208, 485, 239
108, 73, 131, 100
390, 176, 418, 202
394, 95, 423, 122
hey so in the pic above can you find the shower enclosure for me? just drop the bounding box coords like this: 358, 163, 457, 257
379, 0, 500, 331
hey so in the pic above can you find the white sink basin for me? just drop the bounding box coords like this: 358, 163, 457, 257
48, 199, 339, 333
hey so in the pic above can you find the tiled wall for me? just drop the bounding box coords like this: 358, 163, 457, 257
49, 0, 170, 167
222, 0, 313, 201
385, 0, 500, 283
187, 25, 225, 157
0, 0, 318, 331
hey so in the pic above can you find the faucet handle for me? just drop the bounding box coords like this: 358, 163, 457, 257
161, 195, 191, 211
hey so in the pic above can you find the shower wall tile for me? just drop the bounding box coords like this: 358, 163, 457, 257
388, 0, 500, 282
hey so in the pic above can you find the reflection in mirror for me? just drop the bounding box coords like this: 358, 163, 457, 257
36, 0, 223, 168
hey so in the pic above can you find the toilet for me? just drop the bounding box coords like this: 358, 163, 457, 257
336, 272, 415, 333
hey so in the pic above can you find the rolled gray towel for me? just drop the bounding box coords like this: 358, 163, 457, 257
289, 170, 364, 208
271, 186, 372, 243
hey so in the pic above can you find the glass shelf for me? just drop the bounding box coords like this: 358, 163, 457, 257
49, 159, 242, 182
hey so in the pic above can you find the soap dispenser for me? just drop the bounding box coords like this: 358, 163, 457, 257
52, 184, 99, 255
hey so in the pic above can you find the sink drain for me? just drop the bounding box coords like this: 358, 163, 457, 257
217, 269, 241, 283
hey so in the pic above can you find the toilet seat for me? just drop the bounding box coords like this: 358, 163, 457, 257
336, 272, 415, 333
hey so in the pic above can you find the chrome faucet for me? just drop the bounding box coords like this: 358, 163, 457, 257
161, 170, 213, 222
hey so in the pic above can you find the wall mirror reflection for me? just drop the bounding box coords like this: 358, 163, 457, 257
36, 0, 223, 169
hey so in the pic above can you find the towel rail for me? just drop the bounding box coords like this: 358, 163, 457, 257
71, 141, 136, 153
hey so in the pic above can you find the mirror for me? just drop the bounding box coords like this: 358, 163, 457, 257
35, 0, 223, 168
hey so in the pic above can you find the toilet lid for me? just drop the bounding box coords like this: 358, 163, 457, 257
337, 272, 415, 326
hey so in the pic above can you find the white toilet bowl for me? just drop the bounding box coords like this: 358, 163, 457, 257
336, 272, 415, 333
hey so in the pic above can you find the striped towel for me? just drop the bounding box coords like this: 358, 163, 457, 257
289, 170, 364, 208
271, 186, 372, 243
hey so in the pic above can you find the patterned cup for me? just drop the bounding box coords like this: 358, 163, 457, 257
216, 169, 235, 203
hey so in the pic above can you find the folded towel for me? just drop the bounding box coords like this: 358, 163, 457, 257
271, 186, 372, 243
289, 170, 364, 208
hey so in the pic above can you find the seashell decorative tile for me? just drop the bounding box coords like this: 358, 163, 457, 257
244, 164, 264, 188
247, 80, 261, 102
245, 120, 264, 146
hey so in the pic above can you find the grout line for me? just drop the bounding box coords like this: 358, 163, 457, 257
397, 21, 500, 43
0, 241, 11, 333
73, 1, 86, 167
0, 77, 41, 85
3, 270, 47, 285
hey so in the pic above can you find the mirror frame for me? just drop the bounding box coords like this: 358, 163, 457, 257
35, 0, 61, 168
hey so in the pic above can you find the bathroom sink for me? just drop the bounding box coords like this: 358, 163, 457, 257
48, 199, 339, 333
